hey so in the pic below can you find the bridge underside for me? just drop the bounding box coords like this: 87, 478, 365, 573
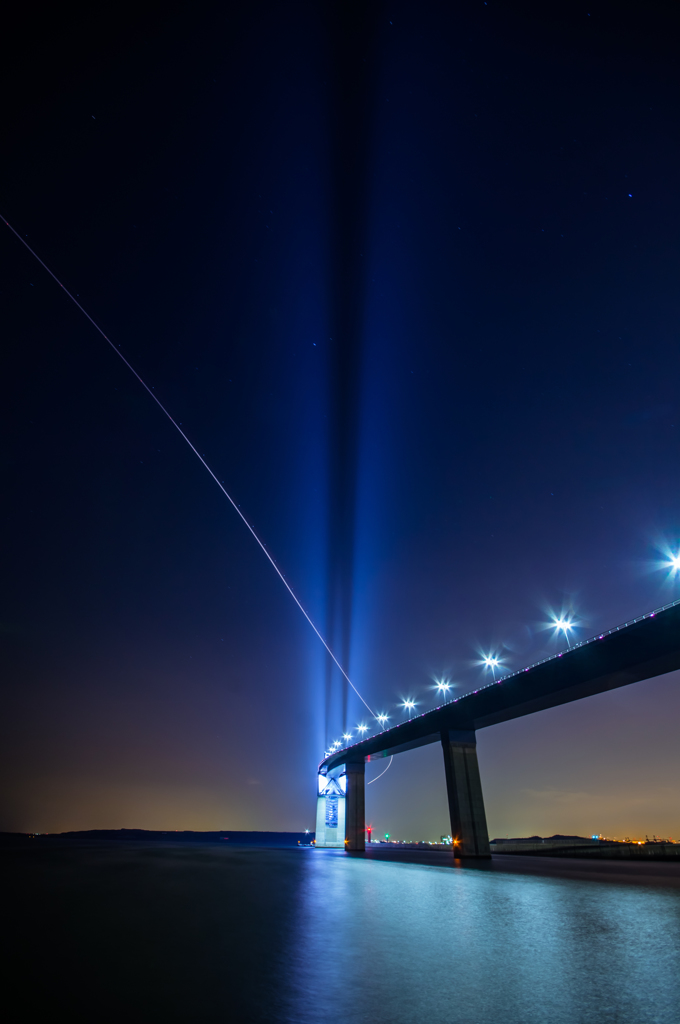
316, 601, 680, 856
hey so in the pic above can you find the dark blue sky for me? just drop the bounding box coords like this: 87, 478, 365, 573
2, 0, 680, 838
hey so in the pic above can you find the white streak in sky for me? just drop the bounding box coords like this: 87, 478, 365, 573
367, 755, 393, 784
2, 214, 375, 717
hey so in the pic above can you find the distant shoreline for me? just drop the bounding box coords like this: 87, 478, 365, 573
0, 828, 315, 847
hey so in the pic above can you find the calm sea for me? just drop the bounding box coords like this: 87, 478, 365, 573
4, 842, 680, 1023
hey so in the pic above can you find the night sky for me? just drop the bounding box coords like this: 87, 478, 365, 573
2, 0, 680, 840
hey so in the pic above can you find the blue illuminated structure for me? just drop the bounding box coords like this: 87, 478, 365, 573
316, 598, 680, 856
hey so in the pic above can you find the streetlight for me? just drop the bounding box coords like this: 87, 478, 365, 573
552, 616, 574, 648
343, 733, 353, 743
357, 723, 369, 735
482, 655, 501, 680
667, 553, 680, 572
377, 713, 389, 727
401, 699, 416, 718
435, 680, 451, 697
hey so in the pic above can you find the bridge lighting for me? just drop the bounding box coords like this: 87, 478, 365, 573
357, 723, 369, 734
481, 654, 502, 679
343, 733, 353, 742
401, 699, 416, 717
667, 553, 680, 572
552, 616, 575, 647
435, 680, 451, 695
377, 713, 389, 726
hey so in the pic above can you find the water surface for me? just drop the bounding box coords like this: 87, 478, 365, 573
3, 842, 679, 1023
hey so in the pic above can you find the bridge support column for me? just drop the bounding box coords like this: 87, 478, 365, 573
441, 729, 490, 858
314, 762, 365, 850
344, 761, 365, 851
315, 771, 346, 848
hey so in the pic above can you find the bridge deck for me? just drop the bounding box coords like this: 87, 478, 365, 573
320, 599, 680, 773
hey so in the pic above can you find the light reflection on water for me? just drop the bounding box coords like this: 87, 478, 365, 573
284, 850, 680, 1024
6, 842, 680, 1023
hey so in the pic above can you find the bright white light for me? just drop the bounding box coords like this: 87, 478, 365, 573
436, 680, 451, 693
668, 554, 680, 571
402, 699, 416, 712
549, 613, 576, 648
481, 654, 502, 680
357, 724, 369, 734
343, 733, 353, 742
377, 714, 389, 725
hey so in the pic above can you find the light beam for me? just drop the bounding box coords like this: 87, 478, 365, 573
0, 215, 376, 718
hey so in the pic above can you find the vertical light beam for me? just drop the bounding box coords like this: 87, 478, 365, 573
1, 214, 375, 718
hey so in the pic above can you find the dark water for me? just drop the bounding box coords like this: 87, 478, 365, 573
3, 842, 680, 1023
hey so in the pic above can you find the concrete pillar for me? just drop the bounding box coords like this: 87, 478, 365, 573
344, 761, 366, 851
314, 771, 346, 848
441, 729, 490, 858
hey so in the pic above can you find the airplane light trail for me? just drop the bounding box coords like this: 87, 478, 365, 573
1, 214, 375, 718
367, 755, 393, 785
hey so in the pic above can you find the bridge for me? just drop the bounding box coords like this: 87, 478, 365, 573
315, 599, 680, 857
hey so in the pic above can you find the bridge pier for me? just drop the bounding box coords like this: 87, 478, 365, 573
441, 729, 490, 858
344, 761, 365, 851
315, 760, 365, 850
314, 770, 346, 848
